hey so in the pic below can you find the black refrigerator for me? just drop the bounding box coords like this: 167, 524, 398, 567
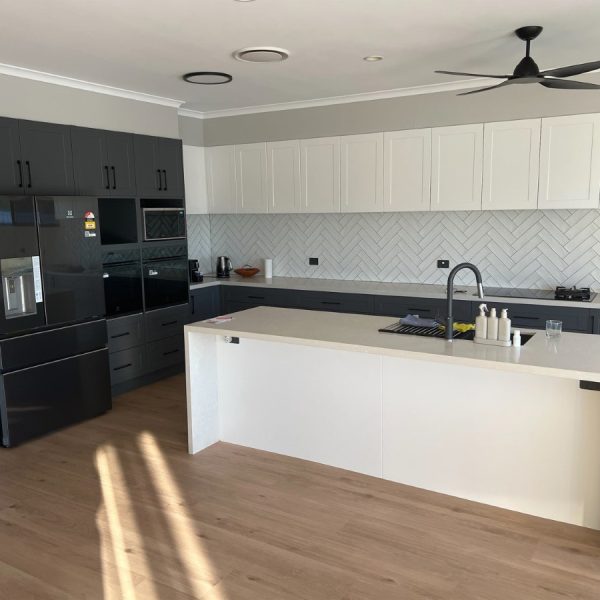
0, 196, 111, 446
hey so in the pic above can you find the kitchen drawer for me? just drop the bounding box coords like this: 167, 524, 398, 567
299, 291, 374, 314
107, 313, 144, 353
471, 302, 591, 333
223, 286, 287, 306
146, 335, 184, 372
373, 296, 471, 322
145, 303, 189, 342
109, 346, 144, 385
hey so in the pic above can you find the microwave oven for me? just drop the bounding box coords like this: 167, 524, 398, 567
142, 207, 186, 241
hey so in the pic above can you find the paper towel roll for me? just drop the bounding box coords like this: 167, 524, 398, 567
264, 258, 273, 279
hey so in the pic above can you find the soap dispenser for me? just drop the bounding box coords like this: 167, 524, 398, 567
475, 303, 488, 340
487, 307, 499, 340
498, 308, 511, 342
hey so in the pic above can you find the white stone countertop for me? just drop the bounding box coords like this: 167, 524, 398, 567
190, 275, 600, 309
186, 306, 600, 383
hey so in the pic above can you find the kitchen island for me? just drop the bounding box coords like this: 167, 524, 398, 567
185, 306, 600, 529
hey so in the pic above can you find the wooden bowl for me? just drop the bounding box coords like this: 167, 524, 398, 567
234, 267, 260, 278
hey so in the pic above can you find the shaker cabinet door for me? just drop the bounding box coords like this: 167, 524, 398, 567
0, 117, 23, 194
158, 137, 185, 197
72, 127, 110, 195
19, 120, 75, 195
235, 142, 268, 214
300, 137, 341, 213
206, 145, 237, 214
106, 131, 137, 196
538, 114, 600, 209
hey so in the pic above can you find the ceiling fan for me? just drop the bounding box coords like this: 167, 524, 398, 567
436, 26, 600, 95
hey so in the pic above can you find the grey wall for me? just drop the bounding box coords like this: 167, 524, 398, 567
0, 74, 180, 137
197, 85, 600, 145
179, 115, 205, 146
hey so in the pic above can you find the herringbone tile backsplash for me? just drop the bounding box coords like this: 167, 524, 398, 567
187, 211, 600, 289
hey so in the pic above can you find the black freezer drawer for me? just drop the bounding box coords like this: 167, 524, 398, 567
146, 335, 184, 371
109, 346, 145, 385
145, 304, 189, 342
472, 302, 591, 333
0, 320, 108, 374
107, 314, 144, 353
0, 348, 111, 447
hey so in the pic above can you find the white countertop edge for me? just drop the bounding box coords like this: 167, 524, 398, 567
190, 276, 599, 309
185, 308, 600, 384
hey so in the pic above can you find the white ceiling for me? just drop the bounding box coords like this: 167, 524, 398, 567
1, 0, 600, 115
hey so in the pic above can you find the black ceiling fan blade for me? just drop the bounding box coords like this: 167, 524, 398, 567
457, 80, 515, 96
435, 70, 510, 79
540, 78, 600, 90
540, 60, 600, 78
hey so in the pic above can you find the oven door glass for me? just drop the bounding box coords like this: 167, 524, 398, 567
103, 262, 143, 317
143, 208, 186, 241
143, 258, 189, 310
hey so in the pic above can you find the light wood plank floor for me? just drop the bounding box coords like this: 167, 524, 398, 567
0, 374, 599, 599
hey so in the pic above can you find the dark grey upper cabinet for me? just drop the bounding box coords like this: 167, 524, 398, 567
72, 128, 136, 196
0, 118, 22, 194
18, 120, 74, 194
134, 135, 184, 198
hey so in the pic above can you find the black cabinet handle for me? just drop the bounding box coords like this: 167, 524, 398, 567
156, 169, 163, 191
321, 301, 342, 306
111, 166, 117, 189
162, 169, 168, 191
247, 295, 266, 300
408, 308, 431, 313
25, 161, 32, 188
104, 166, 110, 190
110, 332, 131, 339
16, 160, 23, 188
163, 349, 179, 357
513, 315, 539, 321
113, 363, 133, 371
161, 320, 178, 327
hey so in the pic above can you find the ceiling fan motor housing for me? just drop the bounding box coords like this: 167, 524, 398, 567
513, 56, 540, 78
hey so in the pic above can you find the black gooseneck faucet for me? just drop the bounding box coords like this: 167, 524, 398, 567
446, 263, 484, 341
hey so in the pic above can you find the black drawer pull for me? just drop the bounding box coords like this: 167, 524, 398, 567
321, 301, 342, 306
408, 308, 431, 313
111, 166, 117, 189
25, 160, 32, 188
162, 169, 168, 191
104, 165, 110, 189
513, 315, 540, 321
163, 349, 179, 356
247, 295, 265, 300
110, 332, 131, 339
16, 160, 23, 187
161, 320, 178, 327
113, 363, 133, 371
156, 169, 162, 191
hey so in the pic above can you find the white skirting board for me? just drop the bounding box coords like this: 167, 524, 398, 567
186, 332, 600, 529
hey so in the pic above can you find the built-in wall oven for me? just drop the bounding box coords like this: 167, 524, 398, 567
102, 249, 143, 317
142, 199, 186, 242
142, 244, 189, 310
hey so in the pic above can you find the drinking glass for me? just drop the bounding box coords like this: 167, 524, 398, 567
546, 320, 562, 338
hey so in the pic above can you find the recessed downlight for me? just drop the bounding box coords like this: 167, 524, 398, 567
363, 55, 384, 62
183, 71, 233, 85
233, 47, 289, 63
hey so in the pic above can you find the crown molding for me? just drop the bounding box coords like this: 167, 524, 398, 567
0, 63, 184, 108
177, 77, 492, 120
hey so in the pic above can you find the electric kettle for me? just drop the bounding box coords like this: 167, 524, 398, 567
216, 256, 233, 278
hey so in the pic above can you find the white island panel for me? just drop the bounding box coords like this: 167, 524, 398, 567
381, 356, 600, 529
217, 337, 382, 477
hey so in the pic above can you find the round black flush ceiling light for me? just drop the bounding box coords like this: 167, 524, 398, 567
183, 71, 233, 85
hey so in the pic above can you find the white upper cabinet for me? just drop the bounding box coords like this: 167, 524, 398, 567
266, 140, 301, 213
235, 143, 268, 214
206, 145, 236, 214
183, 145, 209, 214
482, 119, 541, 211
300, 137, 341, 213
340, 133, 384, 213
538, 114, 600, 209
383, 129, 431, 212
431, 124, 483, 211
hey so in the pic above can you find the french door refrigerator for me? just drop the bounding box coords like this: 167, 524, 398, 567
0, 196, 111, 446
